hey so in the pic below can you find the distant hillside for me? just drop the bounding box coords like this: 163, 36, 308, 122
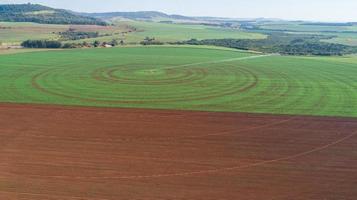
84, 11, 195, 21
0, 4, 107, 25
85, 11, 282, 24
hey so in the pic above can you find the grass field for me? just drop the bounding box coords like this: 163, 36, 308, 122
116, 21, 267, 43
0, 46, 356, 117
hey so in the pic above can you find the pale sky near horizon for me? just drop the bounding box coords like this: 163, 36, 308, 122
1, 0, 357, 22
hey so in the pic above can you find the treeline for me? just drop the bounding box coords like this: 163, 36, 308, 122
176, 34, 357, 56
0, 4, 107, 25
21, 40, 62, 48
59, 29, 100, 40
21, 39, 124, 49
278, 42, 352, 56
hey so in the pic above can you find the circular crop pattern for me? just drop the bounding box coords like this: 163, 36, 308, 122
31, 63, 258, 103
2, 46, 357, 116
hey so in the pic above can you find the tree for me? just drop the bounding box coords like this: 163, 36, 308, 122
93, 40, 101, 47
21, 40, 62, 48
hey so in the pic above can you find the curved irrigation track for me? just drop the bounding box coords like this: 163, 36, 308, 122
1, 104, 357, 199
30, 55, 267, 104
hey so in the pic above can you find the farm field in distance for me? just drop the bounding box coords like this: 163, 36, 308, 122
256, 21, 357, 46
115, 20, 267, 43
0, 22, 128, 45
0, 21, 266, 46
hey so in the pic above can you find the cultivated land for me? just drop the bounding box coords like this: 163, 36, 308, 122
0, 104, 356, 199
116, 21, 266, 43
0, 46, 356, 117
0, 22, 127, 45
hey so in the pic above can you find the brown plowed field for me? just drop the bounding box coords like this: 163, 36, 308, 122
1, 103, 357, 199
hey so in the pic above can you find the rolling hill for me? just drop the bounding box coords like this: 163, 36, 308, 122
0, 3, 107, 25
83, 11, 195, 21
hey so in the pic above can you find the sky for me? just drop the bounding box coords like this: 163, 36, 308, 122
1, 0, 357, 22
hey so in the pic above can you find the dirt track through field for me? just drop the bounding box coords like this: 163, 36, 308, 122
0, 103, 357, 199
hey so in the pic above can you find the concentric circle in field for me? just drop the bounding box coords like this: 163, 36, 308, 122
2, 46, 357, 116
31, 60, 260, 103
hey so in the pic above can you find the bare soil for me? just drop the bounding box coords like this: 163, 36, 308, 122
0, 103, 356, 199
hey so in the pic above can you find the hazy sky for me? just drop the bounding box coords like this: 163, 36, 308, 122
1, 0, 357, 22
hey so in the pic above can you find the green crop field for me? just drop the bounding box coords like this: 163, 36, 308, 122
0, 22, 59, 44
117, 21, 267, 43
0, 46, 356, 117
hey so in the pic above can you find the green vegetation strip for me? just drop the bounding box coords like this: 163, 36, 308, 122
0, 46, 356, 117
